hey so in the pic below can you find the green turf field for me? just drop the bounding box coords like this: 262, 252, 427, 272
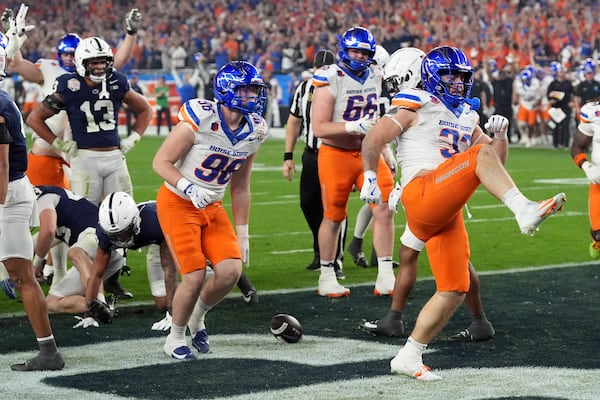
1, 136, 598, 399
0, 136, 593, 313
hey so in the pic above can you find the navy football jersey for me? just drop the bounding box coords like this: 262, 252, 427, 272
35, 185, 99, 245
96, 200, 164, 252
0, 89, 27, 181
54, 69, 130, 149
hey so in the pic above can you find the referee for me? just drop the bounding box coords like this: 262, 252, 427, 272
282, 50, 346, 276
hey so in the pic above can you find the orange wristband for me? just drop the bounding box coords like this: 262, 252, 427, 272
573, 153, 588, 168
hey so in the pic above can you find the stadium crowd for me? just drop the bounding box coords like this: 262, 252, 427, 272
10, 0, 600, 74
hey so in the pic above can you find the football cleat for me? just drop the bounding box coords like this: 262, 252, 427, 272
374, 268, 395, 296
1, 278, 16, 299
191, 329, 210, 353
360, 317, 404, 337
104, 272, 133, 299
348, 237, 369, 268
516, 193, 566, 236
305, 257, 320, 271
589, 241, 600, 259
10, 353, 65, 371
242, 288, 259, 304
164, 335, 197, 361
448, 320, 495, 342
333, 260, 345, 280
390, 356, 442, 381
317, 266, 350, 297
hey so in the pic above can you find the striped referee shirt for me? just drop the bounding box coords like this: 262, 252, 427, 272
289, 79, 320, 151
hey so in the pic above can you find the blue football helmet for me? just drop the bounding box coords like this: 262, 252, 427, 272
56, 33, 81, 72
213, 61, 267, 115
519, 68, 533, 85
584, 58, 596, 74
337, 26, 376, 73
549, 61, 562, 77
421, 46, 473, 111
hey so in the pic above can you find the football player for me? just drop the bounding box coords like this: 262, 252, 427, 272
360, 47, 495, 342
311, 26, 395, 297
6, 8, 142, 288
0, 39, 64, 371
153, 61, 268, 360
32, 185, 122, 325
361, 46, 565, 380
571, 96, 600, 258
86, 191, 178, 331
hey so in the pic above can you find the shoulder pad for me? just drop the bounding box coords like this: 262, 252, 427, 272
312, 65, 337, 88
178, 99, 217, 131
390, 88, 427, 110
579, 102, 598, 123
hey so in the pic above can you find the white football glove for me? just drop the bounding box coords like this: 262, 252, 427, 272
4, 4, 34, 59
1, 8, 13, 33
582, 161, 600, 184
388, 182, 403, 213
51, 138, 78, 157
360, 170, 382, 204
184, 184, 216, 209
125, 8, 142, 35
484, 114, 509, 140
120, 131, 141, 154
236, 224, 250, 267
151, 311, 172, 331
73, 316, 99, 329
344, 114, 376, 136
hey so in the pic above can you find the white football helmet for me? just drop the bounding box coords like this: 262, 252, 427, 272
373, 45, 390, 67
383, 47, 426, 95
74, 37, 114, 83
99, 192, 140, 247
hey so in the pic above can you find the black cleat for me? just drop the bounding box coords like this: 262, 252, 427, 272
305, 257, 320, 271
242, 288, 259, 304
333, 260, 345, 280
104, 272, 133, 299
348, 237, 369, 268
360, 316, 404, 337
448, 321, 495, 342
11, 352, 65, 371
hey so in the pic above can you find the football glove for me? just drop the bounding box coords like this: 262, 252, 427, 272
4, 4, 34, 59
185, 184, 215, 209
73, 316, 99, 329
125, 8, 142, 35
345, 114, 376, 136
484, 114, 509, 140
360, 170, 382, 204
582, 161, 600, 184
51, 138, 78, 158
388, 182, 403, 213
1, 8, 13, 33
236, 224, 250, 267
381, 145, 397, 176
1, 278, 16, 299
151, 311, 172, 331
120, 131, 141, 154
87, 299, 114, 324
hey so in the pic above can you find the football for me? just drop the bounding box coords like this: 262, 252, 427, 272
269, 313, 303, 343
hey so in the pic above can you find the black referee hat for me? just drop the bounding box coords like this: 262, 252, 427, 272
314, 50, 336, 68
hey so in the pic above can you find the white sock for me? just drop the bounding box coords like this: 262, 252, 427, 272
502, 187, 530, 215
170, 324, 186, 342
188, 298, 212, 335
376, 257, 393, 272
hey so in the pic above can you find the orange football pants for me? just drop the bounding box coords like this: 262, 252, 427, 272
156, 184, 241, 275
26, 153, 70, 188
589, 184, 600, 233
401, 145, 483, 292
318, 144, 394, 222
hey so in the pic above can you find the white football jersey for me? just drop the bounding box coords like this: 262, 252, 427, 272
391, 88, 480, 187
514, 77, 542, 110
578, 101, 600, 165
165, 99, 269, 202
312, 63, 382, 123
